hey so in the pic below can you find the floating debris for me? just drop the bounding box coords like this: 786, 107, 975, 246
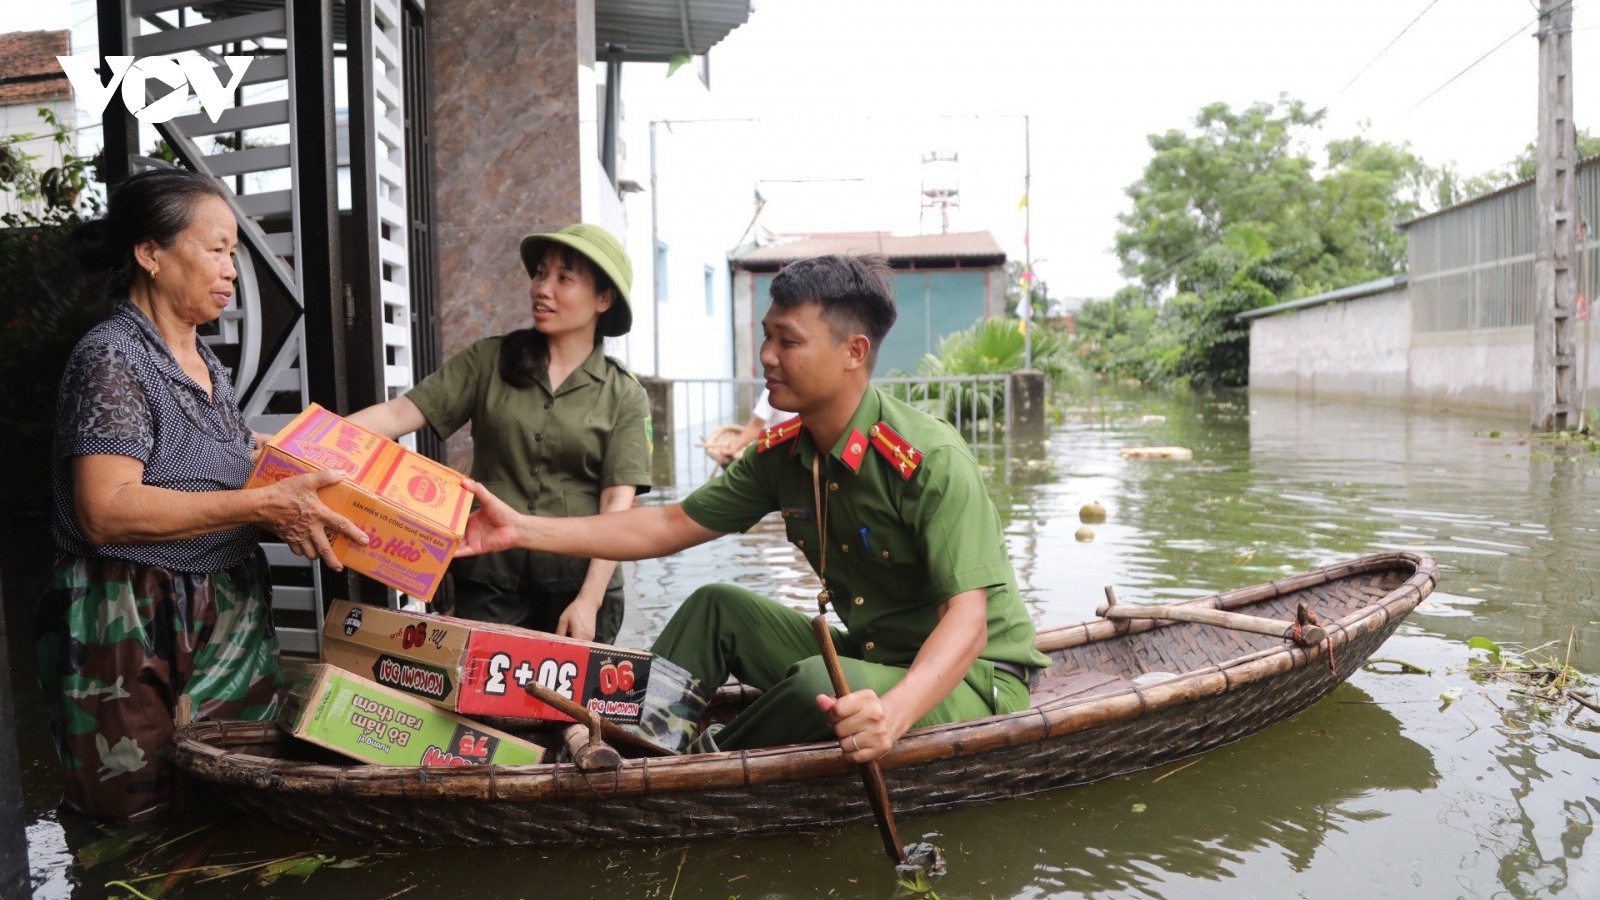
1079, 501, 1106, 523
894, 840, 947, 898
1074, 526, 1095, 543
1467, 631, 1597, 723
1118, 446, 1193, 460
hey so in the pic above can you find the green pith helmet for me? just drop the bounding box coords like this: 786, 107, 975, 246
519, 223, 634, 337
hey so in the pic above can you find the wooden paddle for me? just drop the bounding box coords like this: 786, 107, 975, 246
811, 615, 908, 867
521, 680, 677, 758
1097, 586, 1326, 646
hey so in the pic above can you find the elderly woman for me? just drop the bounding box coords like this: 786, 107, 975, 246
34, 168, 366, 820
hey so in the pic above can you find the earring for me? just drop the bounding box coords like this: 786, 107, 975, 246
148, 269, 158, 279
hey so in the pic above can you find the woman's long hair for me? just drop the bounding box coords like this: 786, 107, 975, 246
499, 244, 620, 388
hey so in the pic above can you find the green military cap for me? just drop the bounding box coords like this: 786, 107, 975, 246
519, 223, 634, 337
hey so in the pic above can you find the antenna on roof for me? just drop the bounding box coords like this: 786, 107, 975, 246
920, 151, 960, 234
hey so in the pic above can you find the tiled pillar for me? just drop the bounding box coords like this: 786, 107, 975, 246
430, 0, 589, 465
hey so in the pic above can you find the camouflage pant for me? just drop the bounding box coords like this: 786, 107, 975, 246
33, 550, 283, 820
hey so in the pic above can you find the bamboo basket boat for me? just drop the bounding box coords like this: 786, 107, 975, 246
171, 551, 1436, 847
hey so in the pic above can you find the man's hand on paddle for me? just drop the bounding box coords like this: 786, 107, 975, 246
458, 479, 530, 557
817, 690, 907, 764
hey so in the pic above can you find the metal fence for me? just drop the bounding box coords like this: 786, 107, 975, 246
663, 374, 1012, 489
1407, 158, 1600, 335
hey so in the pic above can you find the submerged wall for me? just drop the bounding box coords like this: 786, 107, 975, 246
1248, 286, 1599, 414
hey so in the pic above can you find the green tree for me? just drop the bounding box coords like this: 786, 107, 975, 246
1435, 128, 1600, 206
1091, 97, 1436, 388
1113, 97, 1322, 295
1002, 259, 1051, 323
1161, 226, 1296, 388
1074, 287, 1170, 385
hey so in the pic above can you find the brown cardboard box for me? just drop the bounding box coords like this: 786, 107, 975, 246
323, 601, 704, 752
279, 664, 544, 767
246, 404, 468, 601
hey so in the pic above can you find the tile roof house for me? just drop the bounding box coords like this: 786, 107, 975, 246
731, 232, 1010, 376
0, 30, 72, 105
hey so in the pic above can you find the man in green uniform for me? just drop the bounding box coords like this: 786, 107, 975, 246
458, 253, 1049, 761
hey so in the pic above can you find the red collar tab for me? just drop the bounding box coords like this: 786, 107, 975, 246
756, 415, 803, 453
868, 421, 922, 480
840, 428, 869, 472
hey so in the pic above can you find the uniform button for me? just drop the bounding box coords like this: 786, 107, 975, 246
864, 641, 875, 651
531, 467, 540, 476
535, 433, 544, 441
880, 550, 890, 560
828, 481, 839, 491
797, 538, 806, 548
544, 401, 553, 410
839, 543, 849, 553
853, 596, 864, 606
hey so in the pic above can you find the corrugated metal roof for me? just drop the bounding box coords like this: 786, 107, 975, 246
1237, 274, 1408, 321
1399, 154, 1600, 229
597, 0, 752, 63
732, 231, 1007, 268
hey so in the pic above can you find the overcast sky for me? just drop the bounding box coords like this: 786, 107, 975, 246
10, 0, 1600, 298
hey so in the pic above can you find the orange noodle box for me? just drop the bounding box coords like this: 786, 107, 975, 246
246, 404, 469, 601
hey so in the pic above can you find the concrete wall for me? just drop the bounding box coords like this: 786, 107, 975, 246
1248, 285, 1600, 415
984, 265, 1006, 318
1409, 329, 1537, 413
1248, 285, 1411, 400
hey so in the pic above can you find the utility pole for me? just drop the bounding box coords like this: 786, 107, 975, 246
1022, 114, 1033, 369
1534, 0, 1579, 432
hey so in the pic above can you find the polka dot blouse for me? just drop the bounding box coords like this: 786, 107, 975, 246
51, 300, 260, 573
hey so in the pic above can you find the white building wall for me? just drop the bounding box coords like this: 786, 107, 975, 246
1249, 287, 1410, 399
612, 66, 753, 380
1248, 286, 1600, 414
1408, 329, 1537, 413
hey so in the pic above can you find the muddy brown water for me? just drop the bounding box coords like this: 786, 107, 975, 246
8, 390, 1598, 899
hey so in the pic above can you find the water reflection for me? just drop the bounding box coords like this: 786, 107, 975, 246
1002, 684, 1436, 898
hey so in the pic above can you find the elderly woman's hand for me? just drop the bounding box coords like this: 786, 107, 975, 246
255, 469, 369, 569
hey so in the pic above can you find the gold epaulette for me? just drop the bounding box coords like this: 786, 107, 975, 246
868, 421, 923, 480
756, 415, 803, 453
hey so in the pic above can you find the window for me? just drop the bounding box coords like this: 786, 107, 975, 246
655, 242, 669, 303
704, 265, 715, 316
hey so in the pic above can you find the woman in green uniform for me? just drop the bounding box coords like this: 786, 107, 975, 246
349, 224, 651, 643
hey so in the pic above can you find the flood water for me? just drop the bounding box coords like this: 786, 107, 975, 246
9, 389, 1600, 899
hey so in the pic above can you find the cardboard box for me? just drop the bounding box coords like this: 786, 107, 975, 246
322, 601, 702, 753
246, 404, 468, 601
278, 664, 544, 767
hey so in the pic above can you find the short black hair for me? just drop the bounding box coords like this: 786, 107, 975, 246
769, 253, 897, 371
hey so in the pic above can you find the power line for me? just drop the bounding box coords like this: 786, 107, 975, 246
1393, 0, 1580, 121
1394, 18, 1536, 120
1333, 0, 1447, 101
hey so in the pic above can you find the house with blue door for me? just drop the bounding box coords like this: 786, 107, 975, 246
730, 231, 1008, 378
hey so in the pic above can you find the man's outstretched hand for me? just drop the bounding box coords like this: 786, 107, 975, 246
457, 479, 528, 557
